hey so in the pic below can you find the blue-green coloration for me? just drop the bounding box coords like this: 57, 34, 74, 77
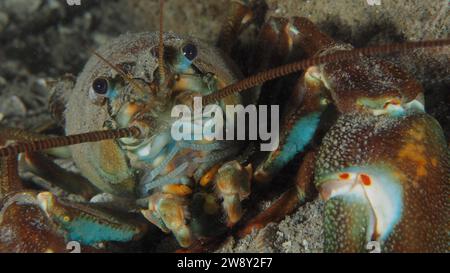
174, 55, 193, 73
267, 112, 322, 173
58, 217, 136, 245
106, 87, 119, 100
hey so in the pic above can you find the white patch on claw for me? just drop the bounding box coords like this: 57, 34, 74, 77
319, 166, 403, 241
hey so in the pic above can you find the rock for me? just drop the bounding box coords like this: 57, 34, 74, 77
302, 239, 309, 250
282, 240, 292, 250
0, 12, 9, 32
0, 76, 6, 87
0, 95, 27, 118
2, 0, 42, 16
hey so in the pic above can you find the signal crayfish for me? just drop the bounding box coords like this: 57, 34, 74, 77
0, 0, 448, 253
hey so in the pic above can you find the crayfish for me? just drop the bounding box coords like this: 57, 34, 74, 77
0, 0, 448, 252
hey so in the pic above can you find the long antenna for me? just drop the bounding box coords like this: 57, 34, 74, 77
203, 39, 450, 104
158, 0, 166, 86
0, 127, 141, 158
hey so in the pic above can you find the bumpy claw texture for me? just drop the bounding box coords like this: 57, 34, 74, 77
0, 192, 67, 253
37, 192, 146, 246
315, 112, 449, 252
0, 192, 115, 252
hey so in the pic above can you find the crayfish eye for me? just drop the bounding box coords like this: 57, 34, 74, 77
182, 43, 198, 61
92, 77, 109, 95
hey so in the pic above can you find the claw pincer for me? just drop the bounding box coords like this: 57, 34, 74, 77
316, 112, 449, 252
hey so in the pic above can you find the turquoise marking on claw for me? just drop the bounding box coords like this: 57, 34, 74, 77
386, 105, 405, 117
60, 217, 136, 246
269, 112, 322, 172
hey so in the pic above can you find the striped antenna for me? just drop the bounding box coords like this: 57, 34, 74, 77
0, 127, 141, 158
203, 39, 450, 104
158, 0, 166, 86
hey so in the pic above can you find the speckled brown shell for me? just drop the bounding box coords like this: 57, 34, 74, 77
316, 112, 449, 252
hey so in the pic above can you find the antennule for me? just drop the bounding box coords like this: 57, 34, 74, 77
0, 127, 141, 158
203, 39, 450, 104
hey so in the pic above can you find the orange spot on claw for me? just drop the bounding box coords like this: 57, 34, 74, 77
339, 173, 350, 180
360, 174, 372, 186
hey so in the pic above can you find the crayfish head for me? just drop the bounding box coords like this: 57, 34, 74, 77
65, 32, 241, 197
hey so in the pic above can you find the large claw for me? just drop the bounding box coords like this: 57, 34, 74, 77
315, 112, 449, 252
36, 192, 146, 246
1, 191, 139, 252
0, 192, 68, 252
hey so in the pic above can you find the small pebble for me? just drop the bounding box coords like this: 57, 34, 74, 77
0, 96, 27, 117
282, 241, 292, 250
2, 0, 42, 16
0, 12, 9, 32
302, 239, 309, 250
